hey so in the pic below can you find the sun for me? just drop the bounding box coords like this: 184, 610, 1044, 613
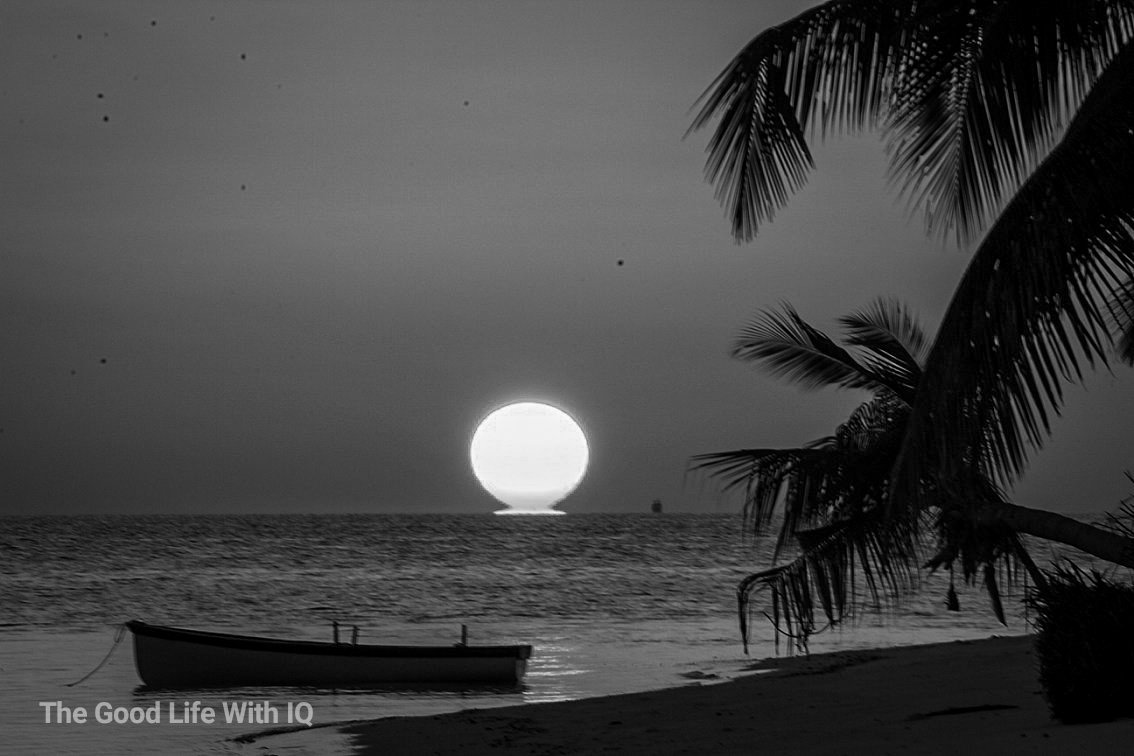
469, 402, 589, 515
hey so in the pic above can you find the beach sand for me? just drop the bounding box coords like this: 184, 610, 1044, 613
339, 635, 1134, 754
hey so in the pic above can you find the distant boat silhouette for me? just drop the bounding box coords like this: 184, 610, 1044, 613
651, 499, 663, 513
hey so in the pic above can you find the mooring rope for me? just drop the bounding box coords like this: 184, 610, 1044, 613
65, 623, 126, 687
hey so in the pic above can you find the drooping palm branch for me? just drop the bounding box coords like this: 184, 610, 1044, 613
734, 510, 921, 654
688, 0, 912, 240
1109, 278, 1134, 364
691, 0, 1134, 242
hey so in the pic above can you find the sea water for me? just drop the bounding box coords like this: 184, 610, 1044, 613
0, 513, 1100, 755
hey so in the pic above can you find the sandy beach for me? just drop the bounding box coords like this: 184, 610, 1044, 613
339, 635, 1134, 755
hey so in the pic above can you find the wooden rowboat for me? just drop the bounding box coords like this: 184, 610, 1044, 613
126, 620, 532, 688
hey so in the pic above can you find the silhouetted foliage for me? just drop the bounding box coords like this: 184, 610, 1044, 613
690, 0, 1134, 655
692, 1, 1134, 511
1027, 565, 1134, 723
692, 301, 1034, 652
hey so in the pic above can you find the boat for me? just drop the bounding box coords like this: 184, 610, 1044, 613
125, 620, 532, 688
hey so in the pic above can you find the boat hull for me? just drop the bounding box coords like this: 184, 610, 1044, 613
126, 621, 531, 688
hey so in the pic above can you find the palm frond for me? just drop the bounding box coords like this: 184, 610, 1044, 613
733, 304, 907, 396
886, 1, 1016, 240
737, 511, 921, 654
886, 0, 1134, 240
836, 391, 909, 450
1108, 277, 1134, 364
838, 298, 926, 399
892, 39, 1134, 511
692, 389, 911, 559
691, 0, 1134, 241
690, 444, 843, 557
840, 297, 928, 359
736, 485, 1040, 652
689, 0, 915, 240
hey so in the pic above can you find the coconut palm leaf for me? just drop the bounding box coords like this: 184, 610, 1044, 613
1109, 277, 1134, 364
891, 41, 1134, 511
735, 470, 1036, 652
688, 0, 915, 240
736, 510, 922, 653
732, 304, 907, 396
692, 383, 913, 559
840, 298, 927, 360
836, 390, 908, 450
885, 0, 1134, 239
691, 0, 1134, 241
838, 298, 925, 398
690, 443, 846, 557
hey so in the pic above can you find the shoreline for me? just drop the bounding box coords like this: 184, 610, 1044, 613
322, 634, 1134, 755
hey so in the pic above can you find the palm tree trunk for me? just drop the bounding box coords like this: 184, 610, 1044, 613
980, 502, 1134, 569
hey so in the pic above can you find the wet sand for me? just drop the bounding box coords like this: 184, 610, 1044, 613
338, 634, 1134, 754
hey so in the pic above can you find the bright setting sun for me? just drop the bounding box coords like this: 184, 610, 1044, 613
469, 402, 589, 514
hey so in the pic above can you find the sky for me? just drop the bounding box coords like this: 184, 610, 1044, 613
3, 0, 1133, 516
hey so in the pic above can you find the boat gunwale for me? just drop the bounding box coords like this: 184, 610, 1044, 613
125, 620, 533, 659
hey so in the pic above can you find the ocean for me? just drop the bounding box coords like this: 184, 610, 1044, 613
0, 513, 1083, 755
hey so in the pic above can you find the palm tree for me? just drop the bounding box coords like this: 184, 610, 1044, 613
687, 1, 1134, 639
692, 300, 1049, 650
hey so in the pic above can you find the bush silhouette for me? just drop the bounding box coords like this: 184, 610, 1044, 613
1027, 566, 1134, 723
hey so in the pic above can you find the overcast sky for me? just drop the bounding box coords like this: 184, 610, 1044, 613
3, 0, 1132, 516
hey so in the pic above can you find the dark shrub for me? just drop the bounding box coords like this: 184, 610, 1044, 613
1026, 565, 1134, 723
